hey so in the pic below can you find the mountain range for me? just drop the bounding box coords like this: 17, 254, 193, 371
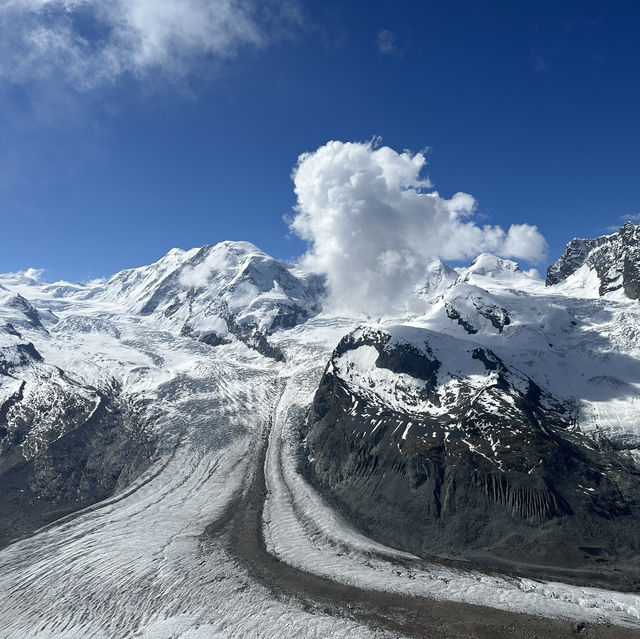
1, 223, 640, 637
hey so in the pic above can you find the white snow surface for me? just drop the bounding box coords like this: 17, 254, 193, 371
0, 242, 639, 637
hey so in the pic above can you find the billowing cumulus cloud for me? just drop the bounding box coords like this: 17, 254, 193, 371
0, 0, 298, 89
290, 140, 547, 315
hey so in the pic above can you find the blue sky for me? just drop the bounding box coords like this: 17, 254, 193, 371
0, 0, 639, 282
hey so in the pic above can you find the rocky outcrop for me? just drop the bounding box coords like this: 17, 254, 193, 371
546, 237, 606, 286
444, 286, 511, 334
0, 359, 154, 548
303, 326, 640, 585
546, 221, 640, 298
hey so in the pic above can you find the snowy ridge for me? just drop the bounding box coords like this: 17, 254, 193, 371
329, 324, 535, 419
406, 249, 640, 447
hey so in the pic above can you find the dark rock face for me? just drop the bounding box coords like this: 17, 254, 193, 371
445, 296, 511, 334
303, 327, 640, 588
5, 294, 44, 329
546, 222, 640, 299
0, 374, 154, 549
224, 315, 286, 362
0, 342, 43, 375
546, 238, 605, 286
445, 304, 478, 334
477, 304, 511, 332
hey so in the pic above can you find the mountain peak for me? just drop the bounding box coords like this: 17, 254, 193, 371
546, 222, 640, 298
94, 240, 323, 359
466, 253, 520, 277
620, 219, 640, 240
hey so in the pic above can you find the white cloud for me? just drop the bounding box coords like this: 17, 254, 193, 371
180, 262, 213, 289
290, 140, 547, 315
376, 30, 399, 57
0, 267, 44, 284
501, 223, 548, 262
23, 267, 44, 281
0, 0, 297, 89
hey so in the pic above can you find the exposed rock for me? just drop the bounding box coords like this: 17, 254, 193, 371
303, 326, 640, 587
445, 303, 478, 334
444, 285, 511, 334
0, 380, 154, 548
0, 328, 155, 549
546, 222, 640, 299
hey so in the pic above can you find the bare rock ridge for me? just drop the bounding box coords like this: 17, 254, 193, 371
547, 221, 640, 298
303, 325, 640, 589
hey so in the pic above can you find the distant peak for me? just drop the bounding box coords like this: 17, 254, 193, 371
208, 240, 264, 253
468, 253, 520, 274
152, 241, 267, 265
455, 254, 521, 285
546, 222, 640, 298
619, 220, 640, 239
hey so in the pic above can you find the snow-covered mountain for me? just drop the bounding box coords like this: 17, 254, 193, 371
1, 227, 640, 637
547, 221, 640, 298
85, 241, 323, 359
0, 285, 154, 547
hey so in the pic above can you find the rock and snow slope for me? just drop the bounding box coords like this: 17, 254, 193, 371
1, 228, 640, 637
304, 324, 640, 586
547, 221, 640, 298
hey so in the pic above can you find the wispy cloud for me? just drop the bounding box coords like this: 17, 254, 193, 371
0, 267, 44, 283
0, 0, 300, 90
532, 55, 548, 72
376, 29, 400, 57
